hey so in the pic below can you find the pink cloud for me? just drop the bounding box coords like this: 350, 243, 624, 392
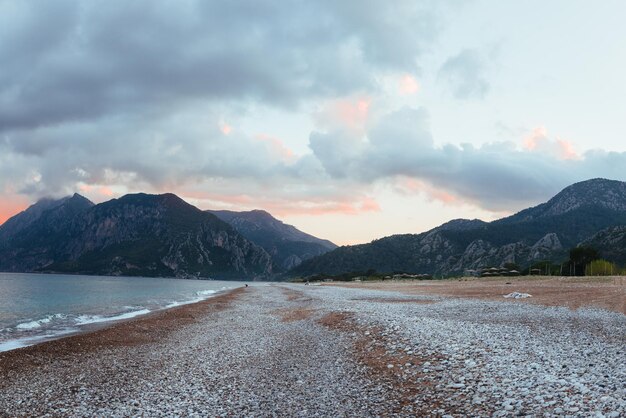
254, 134, 296, 162
523, 126, 579, 160
394, 177, 460, 205
220, 122, 232, 135
523, 126, 549, 151
78, 183, 118, 200
316, 96, 371, 133
99, 186, 115, 197
181, 190, 380, 217
398, 74, 420, 95
556, 138, 578, 160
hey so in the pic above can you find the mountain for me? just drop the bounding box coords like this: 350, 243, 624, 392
208, 209, 337, 270
289, 178, 626, 277
498, 178, 626, 223
0, 194, 94, 243
580, 225, 626, 266
0, 193, 272, 279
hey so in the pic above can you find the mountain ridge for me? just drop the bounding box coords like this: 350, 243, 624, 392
2, 178, 626, 279
289, 178, 626, 277
208, 209, 337, 270
0, 193, 273, 279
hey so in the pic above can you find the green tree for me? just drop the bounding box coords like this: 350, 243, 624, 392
569, 246, 600, 276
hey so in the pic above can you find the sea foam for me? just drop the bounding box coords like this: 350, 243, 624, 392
75, 309, 152, 325
16, 313, 67, 330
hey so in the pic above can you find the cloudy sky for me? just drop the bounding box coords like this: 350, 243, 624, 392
1, 0, 626, 245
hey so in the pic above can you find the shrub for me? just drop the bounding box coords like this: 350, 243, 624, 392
585, 259, 618, 276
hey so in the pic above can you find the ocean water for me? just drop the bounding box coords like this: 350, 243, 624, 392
0, 273, 245, 352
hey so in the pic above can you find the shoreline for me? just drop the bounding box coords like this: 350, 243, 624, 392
2, 282, 623, 416
0, 275, 240, 353
0, 286, 245, 374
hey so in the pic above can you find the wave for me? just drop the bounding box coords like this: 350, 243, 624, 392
1, 286, 231, 352
75, 309, 151, 325
196, 289, 217, 296
16, 313, 67, 330
0, 329, 77, 353
165, 288, 221, 308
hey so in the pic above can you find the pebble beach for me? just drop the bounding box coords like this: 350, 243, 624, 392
1, 280, 624, 417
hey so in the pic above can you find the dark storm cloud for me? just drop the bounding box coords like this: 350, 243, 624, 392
0, 0, 439, 131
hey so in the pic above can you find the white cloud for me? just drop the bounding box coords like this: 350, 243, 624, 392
308, 106, 626, 211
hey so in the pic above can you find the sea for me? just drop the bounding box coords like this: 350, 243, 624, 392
0, 272, 246, 352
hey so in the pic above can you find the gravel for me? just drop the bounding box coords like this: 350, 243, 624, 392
1, 283, 624, 417
293, 284, 626, 417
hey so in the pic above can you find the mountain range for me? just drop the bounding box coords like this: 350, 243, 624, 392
207, 210, 336, 271
289, 178, 626, 277
0, 193, 336, 279
2, 178, 626, 279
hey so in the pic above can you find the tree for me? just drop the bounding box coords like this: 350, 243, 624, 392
503, 262, 520, 272
569, 246, 600, 276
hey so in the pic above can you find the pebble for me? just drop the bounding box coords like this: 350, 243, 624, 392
1, 284, 625, 417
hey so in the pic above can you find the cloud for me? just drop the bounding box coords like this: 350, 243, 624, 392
398, 74, 420, 94
0, 0, 441, 132
313, 97, 372, 134
438, 49, 490, 99
308, 106, 626, 211
523, 126, 579, 160
1, 1, 623, 228
186, 190, 381, 218
4, 96, 623, 219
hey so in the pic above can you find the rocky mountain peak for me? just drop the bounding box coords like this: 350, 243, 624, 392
66, 193, 95, 209
543, 178, 626, 215
501, 178, 626, 224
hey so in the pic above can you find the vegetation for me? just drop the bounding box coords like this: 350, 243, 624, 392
523, 261, 563, 276
584, 259, 622, 276
289, 269, 434, 283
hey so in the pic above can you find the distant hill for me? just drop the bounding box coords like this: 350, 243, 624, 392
208, 209, 337, 271
0, 193, 272, 279
289, 178, 626, 277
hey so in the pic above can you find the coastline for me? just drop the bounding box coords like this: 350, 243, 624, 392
0, 286, 245, 374
0, 273, 238, 353
1, 282, 624, 416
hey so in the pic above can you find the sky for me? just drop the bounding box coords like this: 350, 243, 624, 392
1, 0, 626, 245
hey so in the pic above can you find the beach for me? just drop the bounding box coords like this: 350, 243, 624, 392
1, 278, 625, 416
